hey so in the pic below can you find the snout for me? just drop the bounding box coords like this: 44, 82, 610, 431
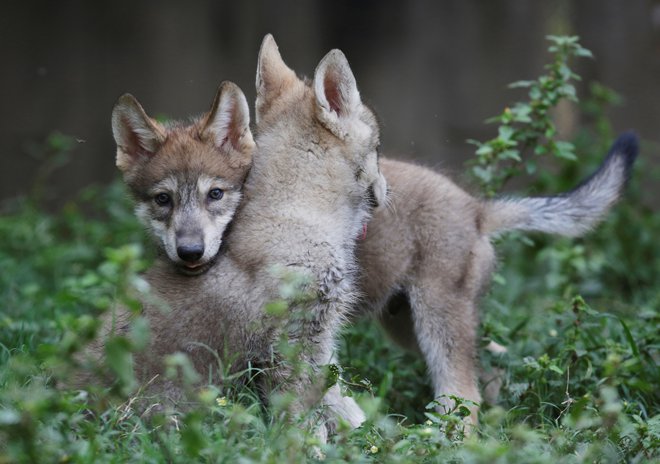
366, 185, 379, 209
369, 173, 388, 210
172, 234, 218, 275
175, 227, 206, 267
177, 243, 205, 263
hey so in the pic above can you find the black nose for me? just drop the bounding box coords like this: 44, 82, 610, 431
177, 244, 204, 262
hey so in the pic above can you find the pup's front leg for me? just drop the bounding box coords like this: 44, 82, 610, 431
259, 344, 332, 442
264, 321, 364, 441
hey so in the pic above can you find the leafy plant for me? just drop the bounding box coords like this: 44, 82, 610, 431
468, 35, 592, 196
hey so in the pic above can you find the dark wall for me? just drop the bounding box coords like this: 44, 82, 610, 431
2, 0, 659, 206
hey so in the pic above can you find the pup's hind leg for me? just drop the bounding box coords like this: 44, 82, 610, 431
407, 284, 481, 425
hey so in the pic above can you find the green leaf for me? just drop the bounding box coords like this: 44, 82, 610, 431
549, 364, 564, 375
617, 317, 640, 358
165, 352, 201, 386
510, 104, 532, 123
509, 80, 535, 89
129, 316, 150, 351
475, 144, 494, 156
492, 273, 506, 286
181, 412, 206, 456
104, 336, 136, 394
472, 166, 492, 183
497, 125, 515, 142
499, 150, 522, 162
554, 141, 577, 160
265, 299, 289, 316
576, 47, 594, 58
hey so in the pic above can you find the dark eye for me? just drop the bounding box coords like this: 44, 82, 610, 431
154, 192, 171, 206
208, 188, 224, 200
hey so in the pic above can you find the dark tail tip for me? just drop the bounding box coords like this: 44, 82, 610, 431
609, 131, 639, 178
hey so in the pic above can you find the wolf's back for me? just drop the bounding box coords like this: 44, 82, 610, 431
481, 132, 638, 237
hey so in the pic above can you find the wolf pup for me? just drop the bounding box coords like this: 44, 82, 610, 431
81, 80, 254, 391
94, 35, 386, 440
356, 133, 638, 424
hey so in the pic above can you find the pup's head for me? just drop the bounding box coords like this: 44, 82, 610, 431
111, 82, 255, 274
255, 35, 387, 236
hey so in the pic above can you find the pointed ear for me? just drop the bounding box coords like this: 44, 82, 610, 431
313, 49, 362, 138
201, 81, 255, 168
255, 34, 298, 123
111, 94, 166, 172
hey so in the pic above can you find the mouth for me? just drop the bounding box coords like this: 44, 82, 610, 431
173, 253, 219, 276
176, 260, 212, 276
358, 222, 368, 240
184, 261, 206, 269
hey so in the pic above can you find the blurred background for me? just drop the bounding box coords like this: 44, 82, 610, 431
2, 0, 659, 207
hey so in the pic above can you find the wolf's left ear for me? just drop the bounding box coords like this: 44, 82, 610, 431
313, 49, 362, 139
201, 81, 255, 168
255, 34, 299, 123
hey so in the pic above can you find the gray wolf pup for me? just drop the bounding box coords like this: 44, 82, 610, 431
356, 133, 638, 424
93, 35, 386, 438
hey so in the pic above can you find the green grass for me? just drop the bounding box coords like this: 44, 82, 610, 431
0, 147, 658, 463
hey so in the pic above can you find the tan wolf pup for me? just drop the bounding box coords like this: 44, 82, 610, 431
93, 36, 387, 438
249, 39, 638, 424
356, 133, 638, 424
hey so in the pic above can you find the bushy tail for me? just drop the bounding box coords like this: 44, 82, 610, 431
482, 132, 639, 237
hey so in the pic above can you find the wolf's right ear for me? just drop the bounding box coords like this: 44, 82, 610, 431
111, 94, 166, 172
201, 81, 255, 169
255, 34, 298, 123
313, 49, 362, 140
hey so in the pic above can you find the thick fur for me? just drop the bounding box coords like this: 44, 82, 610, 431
355, 133, 638, 423
89, 35, 387, 438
